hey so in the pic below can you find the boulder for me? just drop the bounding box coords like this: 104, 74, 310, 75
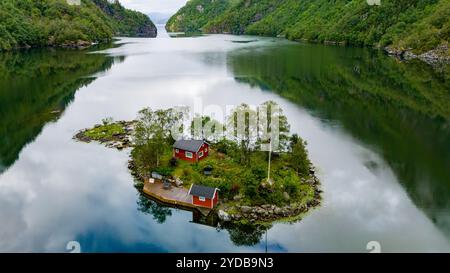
283, 192, 290, 201
218, 210, 231, 222
240, 206, 252, 213
274, 207, 283, 215
233, 195, 242, 201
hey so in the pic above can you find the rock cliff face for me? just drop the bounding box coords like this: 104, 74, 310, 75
134, 24, 158, 38
93, 0, 157, 38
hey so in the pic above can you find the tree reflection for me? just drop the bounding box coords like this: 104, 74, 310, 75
0, 46, 122, 174
137, 194, 173, 224
223, 222, 270, 247
228, 43, 450, 237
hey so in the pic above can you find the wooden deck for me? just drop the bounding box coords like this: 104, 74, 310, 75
142, 179, 211, 215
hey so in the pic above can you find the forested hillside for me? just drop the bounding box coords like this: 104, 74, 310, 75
168, 0, 449, 57
166, 0, 237, 33
0, 0, 156, 51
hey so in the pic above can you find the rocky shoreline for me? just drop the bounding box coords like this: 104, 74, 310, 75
73, 120, 136, 150
384, 44, 450, 66
254, 33, 450, 67
74, 121, 322, 225
217, 168, 322, 224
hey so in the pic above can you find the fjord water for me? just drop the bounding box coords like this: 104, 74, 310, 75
0, 27, 449, 252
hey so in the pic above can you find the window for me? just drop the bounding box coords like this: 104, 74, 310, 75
185, 151, 193, 158
205, 147, 208, 153
199, 196, 206, 202
199, 151, 204, 158
175, 149, 179, 153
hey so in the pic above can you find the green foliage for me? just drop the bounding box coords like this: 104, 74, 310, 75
83, 123, 124, 141
168, 0, 450, 54
129, 102, 314, 207
132, 107, 184, 172
0, 0, 156, 51
153, 166, 175, 177
190, 114, 224, 142
166, 0, 235, 33
176, 138, 313, 207
289, 134, 310, 175
227, 40, 450, 219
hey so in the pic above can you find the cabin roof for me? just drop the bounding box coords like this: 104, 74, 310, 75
188, 184, 217, 199
173, 139, 206, 153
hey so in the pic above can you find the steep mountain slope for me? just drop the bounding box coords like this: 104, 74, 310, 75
0, 0, 156, 51
168, 0, 449, 58
166, 0, 237, 33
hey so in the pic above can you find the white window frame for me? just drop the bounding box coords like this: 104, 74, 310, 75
205, 147, 208, 152
175, 149, 179, 153
198, 151, 204, 158
199, 196, 206, 202
185, 151, 193, 158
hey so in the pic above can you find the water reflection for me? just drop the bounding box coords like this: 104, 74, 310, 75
227, 44, 450, 238
0, 34, 449, 252
0, 47, 121, 173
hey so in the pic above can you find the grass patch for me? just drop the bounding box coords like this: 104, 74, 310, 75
164, 148, 316, 207
83, 123, 125, 141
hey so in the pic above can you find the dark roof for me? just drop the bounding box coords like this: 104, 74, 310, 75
173, 139, 206, 153
189, 184, 217, 199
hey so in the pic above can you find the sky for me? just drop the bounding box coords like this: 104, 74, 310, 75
120, 0, 189, 15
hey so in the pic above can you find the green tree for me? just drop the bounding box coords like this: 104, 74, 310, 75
289, 134, 310, 176
257, 101, 290, 152
190, 114, 224, 142
133, 107, 184, 170
227, 103, 258, 165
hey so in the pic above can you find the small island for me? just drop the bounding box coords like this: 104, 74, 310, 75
74, 101, 322, 225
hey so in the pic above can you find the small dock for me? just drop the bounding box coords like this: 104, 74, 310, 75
142, 179, 211, 215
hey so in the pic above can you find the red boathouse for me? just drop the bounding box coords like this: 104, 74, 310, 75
188, 184, 219, 209
173, 139, 209, 162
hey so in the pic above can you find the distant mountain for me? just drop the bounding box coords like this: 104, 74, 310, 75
148, 12, 172, 25
167, 0, 449, 58
0, 0, 157, 51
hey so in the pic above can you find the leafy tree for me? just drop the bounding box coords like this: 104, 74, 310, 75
190, 114, 224, 142
227, 103, 258, 165
257, 101, 290, 152
289, 134, 310, 176
133, 107, 184, 170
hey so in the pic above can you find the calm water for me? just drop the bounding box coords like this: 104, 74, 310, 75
0, 27, 449, 252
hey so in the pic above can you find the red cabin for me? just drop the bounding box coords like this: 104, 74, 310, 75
188, 184, 219, 209
173, 139, 209, 162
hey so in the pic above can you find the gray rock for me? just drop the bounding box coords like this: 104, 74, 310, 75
306, 178, 315, 185
240, 206, 252, 213
233, 195, 243, 201
403, 51, 417, 60
218, 210, 231, 222
283, 192, 290, 201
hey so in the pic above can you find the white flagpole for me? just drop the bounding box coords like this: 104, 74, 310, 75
267, 137, 272, 183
